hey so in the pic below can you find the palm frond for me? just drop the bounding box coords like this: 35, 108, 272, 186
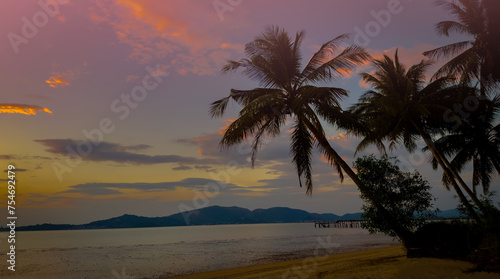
435, 20, 470, 36
431, 47, 479, 81
210, 88, 283, 118
291, 118, 314, 194
229, 88, 283, 106
294, 86, 347, 110
301, 44, 371, 84
219, 92, 286, 149
423, 41, 472, 60
249, 116, 281, 167
300, 34, 350, 79
221, 59, 249, 73
209, 96, 231, 118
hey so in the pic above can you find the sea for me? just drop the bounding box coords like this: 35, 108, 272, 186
0, 223, 398, 278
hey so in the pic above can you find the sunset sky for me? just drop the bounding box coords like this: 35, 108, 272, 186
2, 0, 498, 225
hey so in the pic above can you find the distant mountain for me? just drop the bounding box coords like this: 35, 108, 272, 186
245, 207, 340, 223
4, 205, 464, 231
338, 212, 363, 220
165, 205, 252, 225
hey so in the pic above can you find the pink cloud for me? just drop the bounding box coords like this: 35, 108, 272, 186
88, 0, 241, 76
220, 43, 243, 51
357, 44, 443, 82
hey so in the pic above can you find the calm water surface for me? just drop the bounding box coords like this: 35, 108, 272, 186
0, 223, 399, 278
14, 223, 371, 249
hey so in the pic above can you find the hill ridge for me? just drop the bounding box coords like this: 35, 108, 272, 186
6, 205, 462, 231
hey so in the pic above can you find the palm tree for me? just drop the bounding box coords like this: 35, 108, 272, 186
350, 50, 482, 222
426, 96, 500, 195
423, 0, 500, 94
210, 26, 413, 241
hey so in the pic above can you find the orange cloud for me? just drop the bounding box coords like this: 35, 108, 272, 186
320, 153, 330, 164
57, 15, 66, 23
362, 44, 442, 81
358, 72, 373, 88
337, 67, 353, 79
46, 74, 71, 88
327, 133, 345, 141
327, 132, 358, 152
0, 104, 52, 115
90, 0, 192, 65
126, 75, 140, 82
45, 63, 86, 88
218, 119, 236, 135
88, 1, 240, 75
359, 79, 369, 88
220, 43, 243, 51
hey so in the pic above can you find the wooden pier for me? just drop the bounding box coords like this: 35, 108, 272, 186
314, 220, 366, 228
314, 218, 471, 228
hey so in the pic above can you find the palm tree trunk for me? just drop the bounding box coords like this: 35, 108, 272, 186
302, 118, 413, 243
410, 120, 482, 223
434, 147, 486, 211
480, 65, 487, 98
414, 122, 485, 211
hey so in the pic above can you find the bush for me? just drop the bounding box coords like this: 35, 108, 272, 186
474, 203, 500, 271
410, 221, 483, 260
354, 155, 436, 242
454, 194, 500, 271
410, 210, 500, 272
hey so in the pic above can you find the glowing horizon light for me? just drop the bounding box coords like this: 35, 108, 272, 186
0, 104, 53, 115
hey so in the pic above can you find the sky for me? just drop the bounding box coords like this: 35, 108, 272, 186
1, 0, 498, 226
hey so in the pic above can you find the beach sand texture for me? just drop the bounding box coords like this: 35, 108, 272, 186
167, 246, 500, 279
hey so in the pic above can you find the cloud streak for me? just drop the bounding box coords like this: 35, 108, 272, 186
0, 104, 52, 115
35, 139, 215, 165
61, 178, 240, 195
45, 73, 71, 88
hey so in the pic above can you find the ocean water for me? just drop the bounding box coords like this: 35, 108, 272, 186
0, 223, 398, 278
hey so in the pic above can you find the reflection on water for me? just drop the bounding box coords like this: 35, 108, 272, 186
7, 223, 383, 249
0, 223, 399, 279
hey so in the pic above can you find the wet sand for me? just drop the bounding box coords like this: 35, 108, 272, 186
167, 246, 500, 279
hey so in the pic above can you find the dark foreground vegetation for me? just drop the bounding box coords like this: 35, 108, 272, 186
355, 155, 500, 272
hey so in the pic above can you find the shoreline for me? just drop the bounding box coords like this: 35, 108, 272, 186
165, 246, 500, 279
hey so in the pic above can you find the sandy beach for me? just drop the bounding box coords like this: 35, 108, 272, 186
167, 246, 500, 279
